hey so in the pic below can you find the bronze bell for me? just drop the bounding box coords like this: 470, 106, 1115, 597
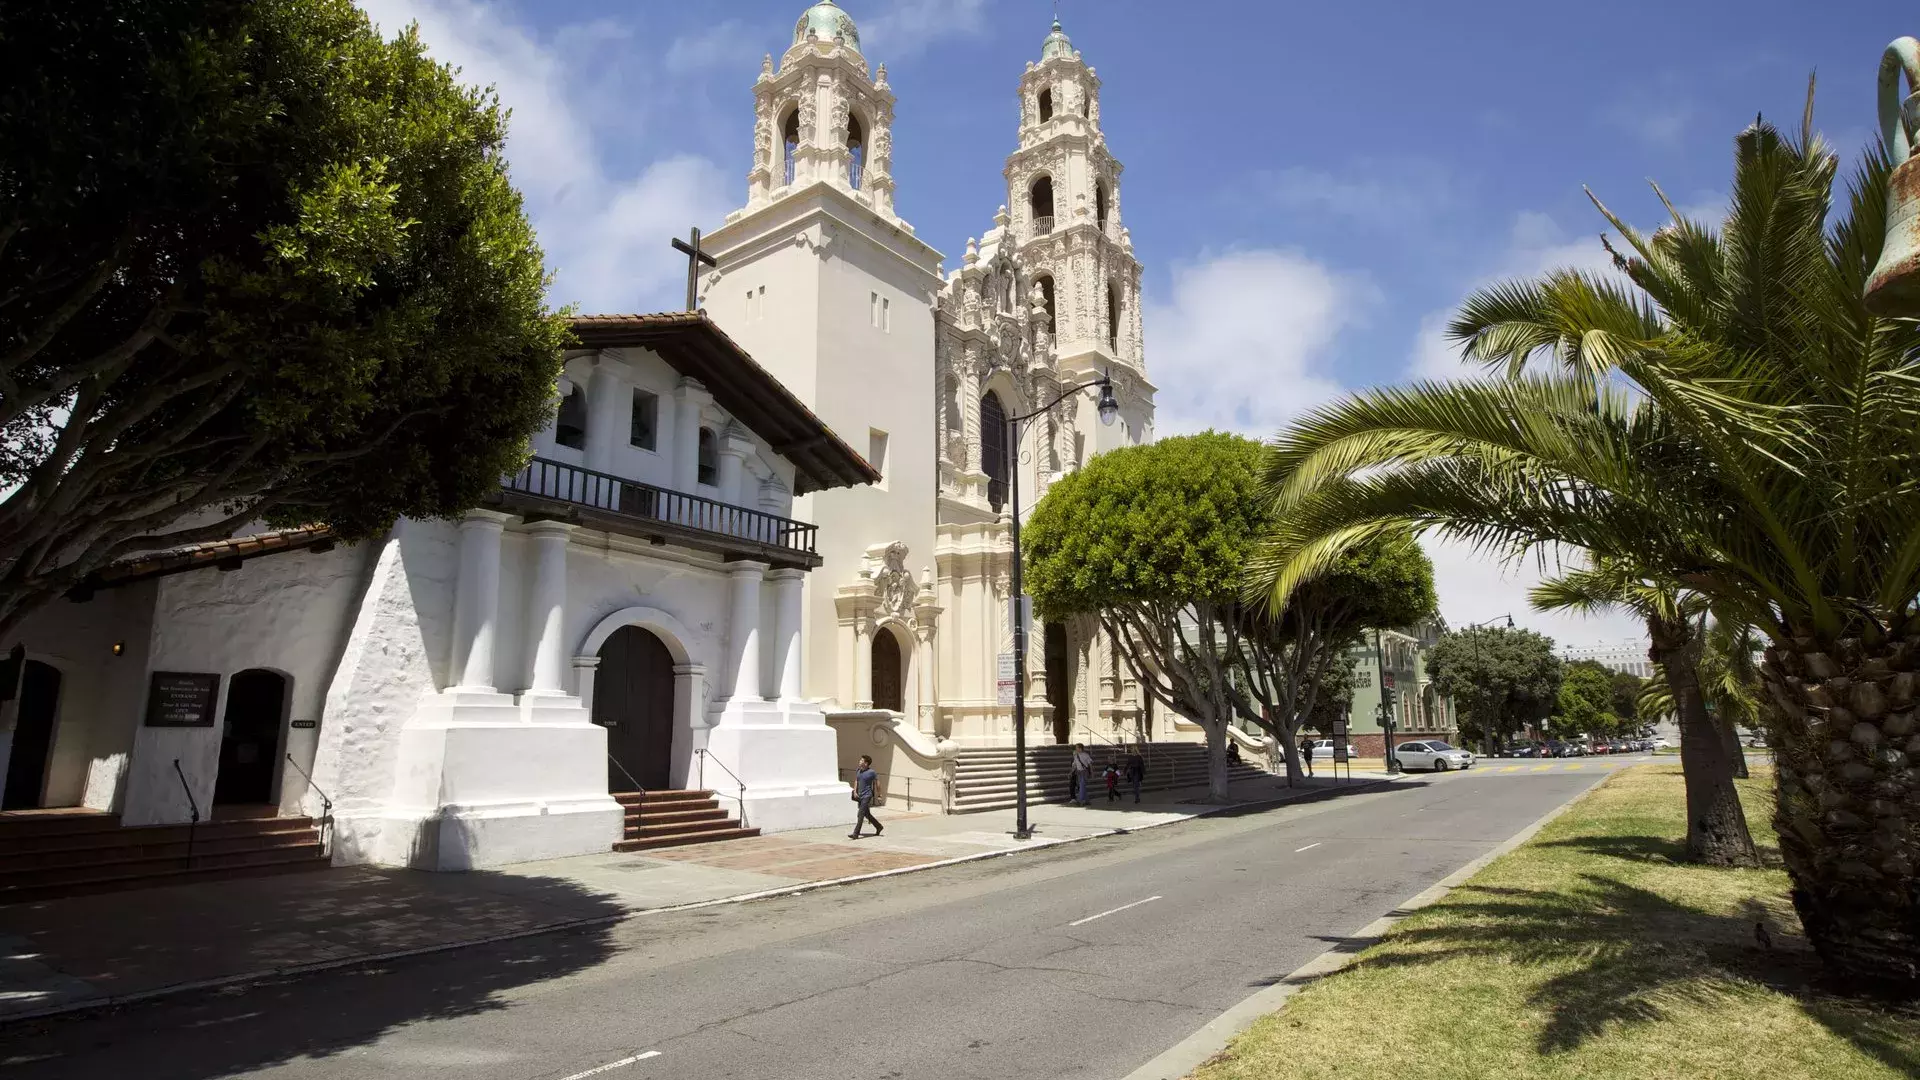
1866, 37, 1920, 317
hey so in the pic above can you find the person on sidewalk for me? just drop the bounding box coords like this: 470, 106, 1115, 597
1071, 743, 1093, 806
1302, 738, 1315, 779
849, 755, 883, 839
1103, 761, 1121, 803
1124, 746, 1145, 803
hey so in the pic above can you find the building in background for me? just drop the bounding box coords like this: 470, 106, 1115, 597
1341, 622, 1458, 757
1559, 640, 1655, 679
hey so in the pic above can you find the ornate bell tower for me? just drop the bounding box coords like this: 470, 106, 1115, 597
1004, 18, 1148, 421
740, 0, 899, 221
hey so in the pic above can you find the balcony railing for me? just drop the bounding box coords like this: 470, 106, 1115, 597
1030, 215, 1054, 237
501, 457, 819, 564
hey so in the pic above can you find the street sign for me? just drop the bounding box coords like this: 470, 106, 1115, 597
996, 652, 1016, 706
1382, 672, 1396, 689
1331, 719, 1350, 763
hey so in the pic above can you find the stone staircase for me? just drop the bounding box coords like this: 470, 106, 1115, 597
0, 810, 330, 904
612, 790, 759, 852
950, 743, 1271, 813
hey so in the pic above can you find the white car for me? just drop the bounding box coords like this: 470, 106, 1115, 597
1394, 740, 1474, 772
1304, 738, 1351, 763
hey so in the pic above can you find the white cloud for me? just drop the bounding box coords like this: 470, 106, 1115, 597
355, 0, 733, 313
664, 19, 761, 76
1421, 536, 1645, 650
1144, 250, 1372, 438
861, 0, 993, 57
1261, 163, 1453, 230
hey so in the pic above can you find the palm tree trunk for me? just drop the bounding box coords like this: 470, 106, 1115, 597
1764, 632, 1920, 997
1716, 713, 1750, 779
1650, 618, 1758, 867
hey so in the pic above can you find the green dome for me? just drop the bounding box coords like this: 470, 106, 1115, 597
794, 1, 860, 52
1041, 18, 1074, 60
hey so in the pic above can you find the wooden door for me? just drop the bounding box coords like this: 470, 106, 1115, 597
595, 626, 676, 791
2, 661, 61, 811
215, 669, 286, 805
871, 627, 903, 713
1045, 622, 1070, 744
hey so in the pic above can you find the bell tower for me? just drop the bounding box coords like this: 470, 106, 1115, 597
1004, 18, 1147, 405
741, 0, 899, 221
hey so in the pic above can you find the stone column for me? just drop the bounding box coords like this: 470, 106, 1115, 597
584, 362, 626, 478
724, 561, 769, 702
718, 429, 756, 519
674, 377, 711, 492
523, 521, 574, 697
769, 569, 806, 701
853, 616, 873, 710
571, 655, 601, 710
449, 510, 512, 691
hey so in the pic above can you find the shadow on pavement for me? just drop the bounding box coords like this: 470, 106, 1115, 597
0, 870, 626, 1080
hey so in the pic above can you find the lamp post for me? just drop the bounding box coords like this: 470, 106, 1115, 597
1007, 371, 1120, 840
1464, 614, 1515, 754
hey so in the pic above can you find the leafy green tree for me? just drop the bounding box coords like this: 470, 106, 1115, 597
1024, 433, 1269, 801
1302, 653, 1361, 736
1248, 95, 1920, 989
0, 0, 569, 641
1423, 626, 1562, 752
1609, 670, 1645, 729
1227, 529, 1437, 784
1550, 660, 1618, 739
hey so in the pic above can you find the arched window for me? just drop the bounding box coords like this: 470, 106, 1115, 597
1106, 284, 1120, 351
1081, 93, 1091, 118
1095, 182, 1109, 230
1036, 275, 1056, 334
847, 112, 865, 190
781, 108, 800, 186
871, 626, 904, 713
697, 427, 718, 486
555, 385, 587, 449
1029, 176, 1054, 235
980, 391, 1008, 512
1038, 87, 1054, 122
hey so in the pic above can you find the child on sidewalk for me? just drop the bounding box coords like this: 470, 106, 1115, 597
1103, 761, 1122, 803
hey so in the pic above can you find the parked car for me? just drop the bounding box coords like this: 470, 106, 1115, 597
1305, 738, 1350, 762
1503, 743, 1540, 758
1394, 740, 1475, 772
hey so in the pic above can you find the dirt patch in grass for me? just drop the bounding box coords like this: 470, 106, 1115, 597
1191, 766, 1920, 1080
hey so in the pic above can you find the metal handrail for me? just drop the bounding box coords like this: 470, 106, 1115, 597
504, 457, 819, 558
694, 748, 747, 829
1031, 215, 1055, 237
838, 767, 951, 812
285, 753, 334, 857
171, 759, 199, 869
608, 754, 646, 822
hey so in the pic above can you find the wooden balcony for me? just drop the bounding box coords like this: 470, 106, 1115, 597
492, 457, 821, 569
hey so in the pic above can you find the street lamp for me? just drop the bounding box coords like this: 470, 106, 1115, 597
1007, 370, 1120, 840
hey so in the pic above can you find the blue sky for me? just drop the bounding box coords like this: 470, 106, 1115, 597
354, 0, 1909, 647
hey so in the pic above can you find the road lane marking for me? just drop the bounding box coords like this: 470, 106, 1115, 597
1531, 765, 1554, 772
1294, 842, 1322, 852
1069, 895, 1162, 926
1499, 766, 1520, 773
1565, 763, 1585, 771
558, 1051, 662, 1080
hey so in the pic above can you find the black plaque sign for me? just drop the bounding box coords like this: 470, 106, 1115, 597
290, 719, 317, 730
144, 671, 221, 727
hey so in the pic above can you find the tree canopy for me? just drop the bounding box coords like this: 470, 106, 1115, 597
1424, 626, 1561, 749
1551, 659, 1620, 738
0, 0, 570, 640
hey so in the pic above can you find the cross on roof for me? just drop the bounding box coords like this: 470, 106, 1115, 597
671, 227, 718, 312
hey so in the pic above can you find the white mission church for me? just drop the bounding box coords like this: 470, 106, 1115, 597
0, 5, 1221, 881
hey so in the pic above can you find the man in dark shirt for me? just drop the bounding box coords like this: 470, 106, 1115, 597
1123, 746, 1145, 804
850, 754, 883, 839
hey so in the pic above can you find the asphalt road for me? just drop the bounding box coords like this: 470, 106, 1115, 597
0, 767, 1610, 1080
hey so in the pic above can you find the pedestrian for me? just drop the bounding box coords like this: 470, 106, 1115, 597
1302, 738, 1315, 779
1124, 745, 1145, 803
849, 754, 883, 839
1071, 743, 1093, 805
1103, 761, 1121, 803
1227, 739, 1243, 766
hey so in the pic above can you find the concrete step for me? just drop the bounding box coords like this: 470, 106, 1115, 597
0, 842, 328, 901
614, 826, 761, 852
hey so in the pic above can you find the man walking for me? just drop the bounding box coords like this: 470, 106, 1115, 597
1123, 745, 1145, 804
1070, 743, 1093, 806
1302, 738, 1315, 779
849, 754, 883, 839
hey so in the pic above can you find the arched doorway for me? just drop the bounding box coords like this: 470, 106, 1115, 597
1044, 622, 1071, 744
2, 660, 61, 810
215, 669, 287, 806
595, 626, 676, 790
871, 626, 904, 713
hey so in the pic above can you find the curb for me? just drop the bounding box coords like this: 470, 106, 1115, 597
1118, 768, 1616, 1080
0, 775, 1403, 1028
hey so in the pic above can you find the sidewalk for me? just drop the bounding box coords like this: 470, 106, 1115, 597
0, 768, 1394, 1024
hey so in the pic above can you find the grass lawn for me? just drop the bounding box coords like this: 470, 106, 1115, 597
1190, 766, 1920, 1080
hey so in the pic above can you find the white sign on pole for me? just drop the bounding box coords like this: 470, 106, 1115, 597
996, 653, 1017, 706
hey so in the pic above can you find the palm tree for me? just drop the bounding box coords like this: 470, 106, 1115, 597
1249, 97, 1920, 994
1531, 564, 1757, 864
1641, 617, 1765, 779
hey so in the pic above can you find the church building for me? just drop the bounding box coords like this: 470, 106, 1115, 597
0, 4, 1195, 891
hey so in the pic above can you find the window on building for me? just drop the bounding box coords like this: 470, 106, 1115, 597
869, 291, 891, 331
868, 428, 889, 489
781, 108, 800, 186
1106, 283, 1120, 351
630, 389, 658, 450
1038, 87, 1054, 122
697, 427, 718, 486
1096, 182, 1109, 230
555, 385, 586, 449
980, 392, 1008, 512
1029, 176, 1054, 233
746, 285, 765, 321
1036, 275, 1056, 334
847, 113, 865, 190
